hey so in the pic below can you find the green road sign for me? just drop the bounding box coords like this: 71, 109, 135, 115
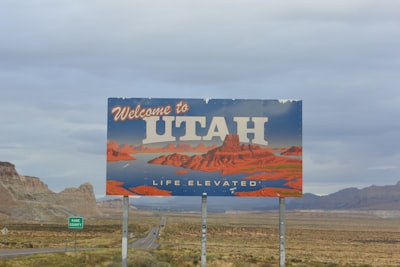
68, 217, 84, 229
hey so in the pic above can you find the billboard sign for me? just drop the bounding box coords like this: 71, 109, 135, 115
106, 98, 302, 197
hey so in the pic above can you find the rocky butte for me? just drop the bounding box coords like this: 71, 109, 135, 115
146, 134, 301, 196
0, 161, 101, 221
148, 134, 302, 176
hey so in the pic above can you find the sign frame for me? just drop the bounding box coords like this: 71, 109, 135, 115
106, 98, 302, 197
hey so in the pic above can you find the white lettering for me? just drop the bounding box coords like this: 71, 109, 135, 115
175, 116, 205, 141
202, 117, 229, 142
143, 116, 176, 144
142, 116, 268, 146
152, 179, 258, 187
234, 117, 268, 145
111, 104, 172, 122
153, 180, 181, 186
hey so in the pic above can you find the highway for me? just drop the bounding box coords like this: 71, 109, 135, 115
0, 247, 95, 259
129, 226, 160, 249
129, 216, 165, 249
0, 216, 166, 258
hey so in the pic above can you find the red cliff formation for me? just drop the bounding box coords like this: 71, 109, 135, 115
149, 134, 302, 177
107, 140, 136, 161
281, 146, 302, 156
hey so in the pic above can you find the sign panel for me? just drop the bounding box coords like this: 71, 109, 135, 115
106, 98, 302, 197
68, 217, 84, 229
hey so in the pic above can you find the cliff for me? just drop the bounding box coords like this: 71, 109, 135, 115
281, 146, 302, 156
107, 141, 136, 161
0, 161, 101, 221
106, 140, 218, 162
148, 134, 302, 176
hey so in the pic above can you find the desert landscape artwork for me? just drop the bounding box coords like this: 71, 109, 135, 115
106, 98, 302, 197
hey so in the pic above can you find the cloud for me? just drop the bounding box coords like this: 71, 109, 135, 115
368, 166, 398, 171
0, 0, 399, 196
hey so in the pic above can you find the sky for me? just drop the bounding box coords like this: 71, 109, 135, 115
1, 0, 399, 197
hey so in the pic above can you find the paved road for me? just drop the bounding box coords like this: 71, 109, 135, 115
129, 226, 160, 249
129, 217, 165, 249
0, 216, 166, 258
0, 247, 94, 259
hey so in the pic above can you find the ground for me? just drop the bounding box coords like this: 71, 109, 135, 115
1, 210, 399, 266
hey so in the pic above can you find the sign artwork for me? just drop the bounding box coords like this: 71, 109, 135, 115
106, 98, 302, 197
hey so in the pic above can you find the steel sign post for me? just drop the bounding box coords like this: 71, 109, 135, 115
68, 217, 83, 253
122, 196, 129, 267
279, 198, 286, 267
201, 193, 207, 267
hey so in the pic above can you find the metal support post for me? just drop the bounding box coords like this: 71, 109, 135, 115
122, 196, 129, 267
201, 193, 207, 267
279, 197, 286, 267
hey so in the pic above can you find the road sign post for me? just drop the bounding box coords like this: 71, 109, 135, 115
279, 198, 286, 267
68, 217, 83, 253
122, 196, 129, 267
201, 193, 207, 267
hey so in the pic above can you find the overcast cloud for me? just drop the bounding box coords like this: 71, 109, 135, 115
1, 0, 399, 196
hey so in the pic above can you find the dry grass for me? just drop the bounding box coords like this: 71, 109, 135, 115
1, 210, 400, 266
160, 211, 400, 266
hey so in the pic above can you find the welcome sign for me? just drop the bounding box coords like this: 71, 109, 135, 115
106, 98, 302, 197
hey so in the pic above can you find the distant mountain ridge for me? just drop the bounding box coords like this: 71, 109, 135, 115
2, 161, 399, 220
288, 181, 400, 210
0, 161, 101, 221
103, 181, 400, 213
